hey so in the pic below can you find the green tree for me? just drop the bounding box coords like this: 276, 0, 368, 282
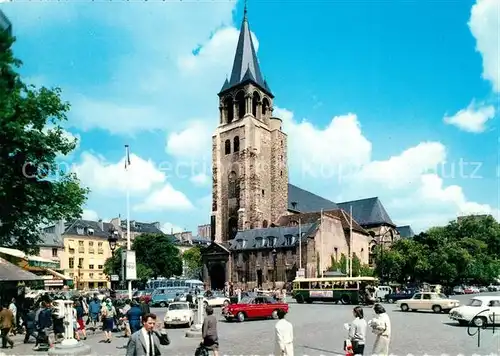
339, 253, 347, 274
351, 254, 362, 276
0, 31, 88, 253
132, 233, 182, 278
327, 254, 339, 271
182, 246, 204, 279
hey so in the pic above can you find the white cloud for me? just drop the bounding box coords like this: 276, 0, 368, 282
81, 209, 99, 221
161, 222, 184, 234
469, 0, 500, 92
73, 152, 165, 195
190, 172, 210, 187
133, 184, 194, 212
352, 142, 447, 190
166, 121, 212, 160
444, 102, 496, 133
275, 108, 372, 179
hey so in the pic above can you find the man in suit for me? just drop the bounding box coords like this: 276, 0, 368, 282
126, 313, 161, 356
0, 303, 14, 349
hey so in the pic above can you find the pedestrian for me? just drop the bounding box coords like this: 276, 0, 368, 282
138, 298, 150, 316
101, 298, 116, 343
202, 306, 219, 356
127, 300, 143, 335
347, 306, 367, 355
274, 309, 293, 356
88, 295, 101, 333
34, 301, 52, 351
126, 313, 162, 356
8, 298, 17, 336
23, 306, 36, 344
0, 303, 14, 349
74, 301, 87, 341
369, 304, 391, 356
121, 299, 132, 337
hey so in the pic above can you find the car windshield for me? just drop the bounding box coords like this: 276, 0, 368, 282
169, 304, 189, 310
467, 299, 483, 307
239, 297, 253, 304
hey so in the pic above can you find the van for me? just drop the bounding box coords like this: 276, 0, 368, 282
374, 286, 393, 302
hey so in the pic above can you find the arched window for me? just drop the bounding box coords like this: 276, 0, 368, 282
262, 220, 268, 228
228, 217, 238, 240
262, 97, 270, 116
252, 92, 260, 117
224, 97, 234, 124
233, 136, 240, 152
224, 140, 231, 155
235, 91, 245, 119
228, 171, 238, 199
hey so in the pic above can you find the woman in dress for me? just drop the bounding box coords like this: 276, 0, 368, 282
101, 299, 116, 343
368, 304, 391, 356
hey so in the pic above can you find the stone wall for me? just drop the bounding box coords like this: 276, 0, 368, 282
316, 215, 349, 274
270, 128, 288, 224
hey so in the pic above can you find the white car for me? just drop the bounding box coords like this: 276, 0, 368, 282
203, 294, 230, 307
374, 286, 393, 302
449, 296, 500, 327
163, 302, 194, 328
397, 292, 460, 313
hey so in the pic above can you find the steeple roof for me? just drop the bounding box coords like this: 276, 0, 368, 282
219, 7, 272, 97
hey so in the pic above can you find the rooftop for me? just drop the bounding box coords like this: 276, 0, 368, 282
337, 197, 395, 227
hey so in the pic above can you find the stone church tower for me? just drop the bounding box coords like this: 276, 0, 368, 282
211, 8, 288, 243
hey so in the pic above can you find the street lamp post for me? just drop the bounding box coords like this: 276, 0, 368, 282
272, 248, 277, 289
107, 228, 119, 290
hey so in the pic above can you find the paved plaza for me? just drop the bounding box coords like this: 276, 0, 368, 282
1, 293, 500, 356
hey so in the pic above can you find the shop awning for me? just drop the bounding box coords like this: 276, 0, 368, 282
45, 268, 71, 280
0, 257, 43, 281
0, 247, 26, 259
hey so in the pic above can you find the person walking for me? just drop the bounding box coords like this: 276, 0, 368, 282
8, 298, 17, 336
74, 301, 87, 341
23, 306, 36, 344
126, 313, 162, 356
0, 303, 14, 349
127, 301, 143, 335
347, 306, 367, 355
88, 295, 101, 333
369, 304, 391, 356
202, 306, 219, 356
138, 298, 150, 316
101, 299, 116, 343
274, 309, 293, 356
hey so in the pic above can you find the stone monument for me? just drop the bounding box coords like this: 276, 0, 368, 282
48, 300, 92, 356
185, 295, 204, 338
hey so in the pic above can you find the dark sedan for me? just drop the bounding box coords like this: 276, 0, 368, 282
384, 289, 418, 303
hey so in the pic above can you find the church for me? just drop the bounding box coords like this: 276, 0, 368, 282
202, 8, 412, 290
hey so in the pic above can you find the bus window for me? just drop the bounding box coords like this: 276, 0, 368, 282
299, 282, 309, 289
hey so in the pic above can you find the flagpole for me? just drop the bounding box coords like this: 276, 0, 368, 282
125, 144, 132, 300
320, 209, 324, 278
349, 205, 353, 278
298, 217, 302, 270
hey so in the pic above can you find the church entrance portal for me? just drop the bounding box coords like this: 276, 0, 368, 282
210, 263, 226, 290
257, 270, 263, 288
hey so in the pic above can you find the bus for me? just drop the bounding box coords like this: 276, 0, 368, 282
146, 278, 204, 290
292, 276, 378, 304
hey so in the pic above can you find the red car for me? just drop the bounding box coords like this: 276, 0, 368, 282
222, 295, 289, 322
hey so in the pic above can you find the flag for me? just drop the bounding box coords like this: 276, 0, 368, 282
124, 145, 131, 170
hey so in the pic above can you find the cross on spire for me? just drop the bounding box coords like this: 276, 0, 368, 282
243, 0, 248, 19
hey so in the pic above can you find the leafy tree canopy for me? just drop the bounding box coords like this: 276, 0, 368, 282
182, 246, 204, 280
104, 234, 183, 281
0, 32, 89, 253
373, 215, 500, 285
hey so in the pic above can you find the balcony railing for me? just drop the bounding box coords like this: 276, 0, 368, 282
97, 249, 103, 254
89, 248, 95, 254
78, 247, 85, 253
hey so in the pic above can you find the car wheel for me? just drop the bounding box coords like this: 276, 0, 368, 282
159, 302, 166, 307
472, 316, 487, 328
237, 312, 245, 322
376, 297, 382, 302
341, 295, 351, 305
271, 309, 279, 319
400, 303, 409, 312
387, 298, 394, 304
295, 295, 304, 304
432, 305, 442, 313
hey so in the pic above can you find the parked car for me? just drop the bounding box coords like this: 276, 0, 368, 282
397, 292, 460, 313
203, 292, 230, 307
151, 291, 178, 307
374, 286, 393, 302
449, 296, 500, 327
464, 286, 480, 294
134, 289, 154, 304
222, 295, 288, 322
384, 289, 418, 303
452, 286, 465, 295
163, 302, 194, 328
488, 284, 500, 292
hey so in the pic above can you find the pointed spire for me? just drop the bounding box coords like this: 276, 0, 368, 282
218, 1, 273, 97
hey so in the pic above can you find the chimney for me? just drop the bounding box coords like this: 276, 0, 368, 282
98, 219, 104, 231
56, 219, 65, 236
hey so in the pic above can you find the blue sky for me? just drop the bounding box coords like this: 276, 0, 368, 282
1, 0, 498, 233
